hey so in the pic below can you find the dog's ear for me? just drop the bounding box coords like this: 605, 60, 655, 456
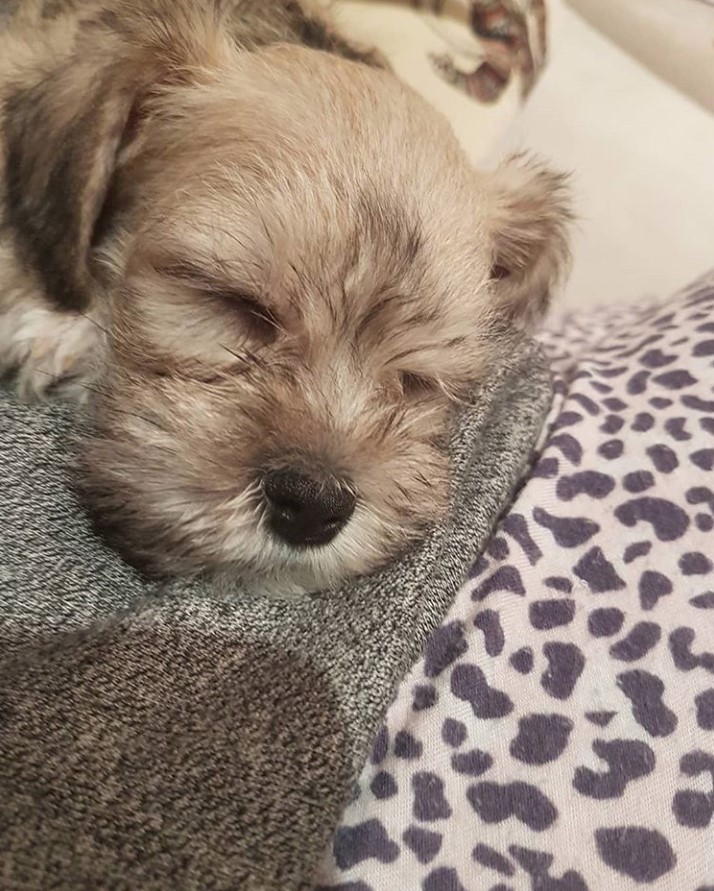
486, 154, 572, 327
2, 5, 231, 312
2, 44, 149, 311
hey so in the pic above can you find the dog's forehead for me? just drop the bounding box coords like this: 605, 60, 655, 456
142, 58, 491, 284
147, 163, 491, 324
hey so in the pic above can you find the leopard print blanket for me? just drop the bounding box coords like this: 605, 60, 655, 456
319, 270, 714, 891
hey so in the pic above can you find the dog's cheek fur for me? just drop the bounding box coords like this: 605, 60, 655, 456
77, 371, 269, 578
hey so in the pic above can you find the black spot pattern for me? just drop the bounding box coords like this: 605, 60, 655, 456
442, 719, 467, 748
691, 449, 714, 470
545, 576, 573, 593
682, 394, 714, 413
632, 412, 654, 431
548, 433, 583, 465
501, 514, 543, 565
533, 508, 599, 548
601, 414, 624, 435
403, 826, 442, 865
623, 470, 654, 493
452, 748, 493, 777
371, 727, 388, 765
595, 827, 676, 882
641, 349, 674, 368
413, 685, 438, 711
673, 751, 714, 829
614, 497, 690, 541
371, 771, 398, 800
628, 370, 650, 394
556, 472, 615, 501
654, 369, 697, 389
573, 547, 625, 593
473, 843, 515, 877
475, 610, 505, 656
529, 600, 576, 630
695, 689, 714, 730
617, 670, 677, 737
510, 647, 534, 674
573, 739, 655, 799
510, 714, 573, 765
473, 566, 526, 600
488, 536, 509, 559
413, 773, 452, 822
422, 867, 467, 891
647, 443, 679, 473
533, 457, 560, 479
695, 513, 714, 532
333, 820, 400, 869
509, 846, 589, 891
609, 622, 661, 662
585, 711, 616, 728
679, 551, 713, 575
624, 540, 652, 563
638, 570, 672, 610
665, 417, 692, 441
467, 781, 558, 831
669, 627, 714, 674
424, 622, 468, 678
588, 608, 624, 637
541, 643, 585, 700
451, 664, 513, 718
395, 731, 423, 760
553, 412, 583, 430
598, 439, 624, 460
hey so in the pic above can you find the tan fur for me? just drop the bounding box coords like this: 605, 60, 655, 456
0, 0, 571, 593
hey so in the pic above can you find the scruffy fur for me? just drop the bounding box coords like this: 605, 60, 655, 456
0, 0, 571, 594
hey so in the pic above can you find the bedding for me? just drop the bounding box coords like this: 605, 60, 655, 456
319, 270, 714, 890
0, 339, 550, 890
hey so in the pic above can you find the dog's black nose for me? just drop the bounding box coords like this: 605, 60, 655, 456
263, 469, 356, 547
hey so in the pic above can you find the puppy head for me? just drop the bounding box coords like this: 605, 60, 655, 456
3, 17, 571, 593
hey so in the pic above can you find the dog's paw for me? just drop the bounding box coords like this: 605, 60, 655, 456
0, 304, 102, 402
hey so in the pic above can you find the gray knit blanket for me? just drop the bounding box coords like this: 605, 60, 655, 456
0, 341, 551, 890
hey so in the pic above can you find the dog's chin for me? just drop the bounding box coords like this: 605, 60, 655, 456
210, 515, 403, 598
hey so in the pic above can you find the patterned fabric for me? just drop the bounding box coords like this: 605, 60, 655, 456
413, 0, 548, 101
320, 270, 714, 890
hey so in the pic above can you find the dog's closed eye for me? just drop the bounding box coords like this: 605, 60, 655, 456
156, 261, 281, 344
399, 371, 438, 399
490, 264, 511, 281
205, 291, 281, 344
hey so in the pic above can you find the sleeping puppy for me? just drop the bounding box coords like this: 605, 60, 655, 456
0, 0, 571, 594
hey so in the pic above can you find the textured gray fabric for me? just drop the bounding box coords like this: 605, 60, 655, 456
0, 340, 551, 891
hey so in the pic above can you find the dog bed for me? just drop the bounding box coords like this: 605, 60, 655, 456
319, 270, 714, 890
